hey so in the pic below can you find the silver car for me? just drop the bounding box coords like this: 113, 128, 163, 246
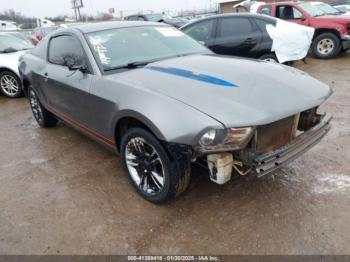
0, 32, 33, 98
19, 22, 332, 203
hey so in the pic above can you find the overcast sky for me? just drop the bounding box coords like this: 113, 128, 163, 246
1, 0, 216, 17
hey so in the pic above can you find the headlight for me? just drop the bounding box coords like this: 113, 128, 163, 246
199, 129, 217, 146
197, 127, 255, 153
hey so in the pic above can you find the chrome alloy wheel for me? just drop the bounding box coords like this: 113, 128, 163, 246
125, 137, 165, 195
0, 74, 19, 96
29, 90, 43, 123
317, 38, 335, 55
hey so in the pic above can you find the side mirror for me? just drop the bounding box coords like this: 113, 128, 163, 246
68, 64, 88, 73
64, 55, 88, 73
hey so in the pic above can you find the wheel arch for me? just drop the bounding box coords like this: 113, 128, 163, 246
114, 111, 167, 152
0, 67, 20, 80
313, 29, 341, 40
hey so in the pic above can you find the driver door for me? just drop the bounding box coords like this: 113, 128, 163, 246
42, 34, 94, 126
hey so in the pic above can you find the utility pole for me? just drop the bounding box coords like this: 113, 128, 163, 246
71, 0, 84, 21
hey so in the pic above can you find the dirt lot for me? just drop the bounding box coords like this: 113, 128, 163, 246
0, 53, 349, 255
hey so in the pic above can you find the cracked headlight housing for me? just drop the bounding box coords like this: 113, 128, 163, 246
197, 127, 255, 153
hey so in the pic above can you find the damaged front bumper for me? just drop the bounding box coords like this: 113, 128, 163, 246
252, 114, 332, 177
341, 35, 350, 50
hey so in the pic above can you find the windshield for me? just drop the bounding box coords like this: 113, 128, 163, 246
314, 3, 343, 15
86, 26, 209, 71
299, 2, 326, 16
0, 34, 33, 53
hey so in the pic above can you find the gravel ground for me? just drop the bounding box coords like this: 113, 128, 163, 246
0, 52, 349, 255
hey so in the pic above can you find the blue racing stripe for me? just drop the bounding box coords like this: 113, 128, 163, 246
146, 66, 237, 88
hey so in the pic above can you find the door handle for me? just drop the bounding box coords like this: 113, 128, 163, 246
243, 38, 257, 45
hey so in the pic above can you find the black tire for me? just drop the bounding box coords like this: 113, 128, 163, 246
0, 70, 23, 98
259, 53, 279, 63
28, 87, 58, 128
312, 33, 341, 59
120, 128, 191, 204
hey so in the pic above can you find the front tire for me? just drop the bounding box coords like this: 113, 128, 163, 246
120, 128, 190, 204
28, 87, 58, 128
312, 33, 341, 59
0, 71, 23, 98
259, 53, 278, 63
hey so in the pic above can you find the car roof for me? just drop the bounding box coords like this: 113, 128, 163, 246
182, 13, 276, 28
126, 13, 162, 17
70, 21, 164, 33
262, 1, 304, 5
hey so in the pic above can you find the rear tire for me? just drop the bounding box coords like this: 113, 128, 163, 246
28, 87, 58, 128
0, 71, 23, 98
312, 33, 341, 59
120, 128, 190, 204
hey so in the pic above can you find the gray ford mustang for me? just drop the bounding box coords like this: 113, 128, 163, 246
19, 21, 332, 203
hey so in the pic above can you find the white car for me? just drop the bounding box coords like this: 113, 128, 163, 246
0, 20, 18, 31
0, 33, 33, 98
333, 4, 350, 15
310, 1, 350, 16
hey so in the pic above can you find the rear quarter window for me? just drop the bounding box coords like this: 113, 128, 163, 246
254, 18, 276, 33
183, 19, 215, 42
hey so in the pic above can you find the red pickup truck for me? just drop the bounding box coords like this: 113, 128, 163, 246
257, 1, 350, 59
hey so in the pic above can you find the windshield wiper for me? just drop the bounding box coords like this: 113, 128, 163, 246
1, 48, 19, 53
104, 61, 152, 71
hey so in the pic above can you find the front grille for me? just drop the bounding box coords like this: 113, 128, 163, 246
255, 115, 299, 153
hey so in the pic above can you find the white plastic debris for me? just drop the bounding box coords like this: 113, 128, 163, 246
266, 19, 315, 63
233, 0, 265, 13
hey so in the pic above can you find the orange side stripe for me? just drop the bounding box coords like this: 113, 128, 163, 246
42, 101, 116, 148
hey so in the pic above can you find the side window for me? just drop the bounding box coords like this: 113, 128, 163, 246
127, 16, 137, 21
293, 8, 304, 19
48, 35, 86, 67
277, 6, 303, 20
183, 19, 215, 42
259, 6, 272, 16
137, 16, 146, 21
218, 18, 253, 38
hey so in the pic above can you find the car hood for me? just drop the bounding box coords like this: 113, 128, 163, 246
108, 54, 332, 127
0, 50, 29, 75
314, 15, 350, 23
